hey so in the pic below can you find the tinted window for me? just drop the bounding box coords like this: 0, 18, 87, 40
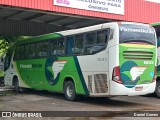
74, 34, 84, 54
25, 44, 30, 58
30, 44, 36, 58
20, 46, 25, 59
84, 30, 108, 54
56, 38, 65, 55
155, 28, 160, 47
85, 32, 96, 54
26, 44, 36, 59
51, 38, 65, 56
66, 35, 84, 55
14, 46, 20, 60
51, 39, 58, 56
97, 31, 107, 44
37, 42, 49, 57
86, 32, 96, 46
119, 24, 156, 45
66, 36, 74, 55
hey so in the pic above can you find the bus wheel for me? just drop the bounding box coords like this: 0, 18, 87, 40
64, 81, 79, 101
155, 81, 160, 98
13, 78, 23, 93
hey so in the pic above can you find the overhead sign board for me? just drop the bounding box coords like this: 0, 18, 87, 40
54, 0, 124, 15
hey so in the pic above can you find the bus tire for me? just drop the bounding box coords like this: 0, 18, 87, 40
13, 78, 23, 93
155, 81, 160, 98
64, 81, 79, 101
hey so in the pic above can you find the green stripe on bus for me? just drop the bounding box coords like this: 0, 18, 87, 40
73, 56, 89, 96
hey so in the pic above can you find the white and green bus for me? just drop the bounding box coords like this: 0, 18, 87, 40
4, 22, 157, 101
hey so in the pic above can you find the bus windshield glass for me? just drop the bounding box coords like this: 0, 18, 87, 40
119, 24, 156, 45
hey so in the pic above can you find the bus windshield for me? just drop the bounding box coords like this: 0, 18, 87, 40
119, 24, 156, 45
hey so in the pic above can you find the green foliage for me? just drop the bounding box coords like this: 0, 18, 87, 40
0, 35, 30, 56
0, 39, 8, 56
0, 71, 4, 77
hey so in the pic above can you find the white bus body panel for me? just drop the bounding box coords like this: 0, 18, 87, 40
77, 50, 109, 96
4, 60, 30, 88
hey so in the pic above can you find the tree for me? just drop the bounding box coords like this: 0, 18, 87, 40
0, 35, 30, 56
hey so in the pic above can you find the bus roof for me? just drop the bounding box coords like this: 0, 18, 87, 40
150, 22, 160, 27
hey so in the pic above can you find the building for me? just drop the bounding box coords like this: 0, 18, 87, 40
0, 0, 160, 35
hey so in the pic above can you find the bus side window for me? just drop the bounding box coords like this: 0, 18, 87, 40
74, 34, 84, 54
20, 46, 25, 59
26, 43, 36, 59
97, 31, 107, 44
56, 38, 65, 55
37, 42, 49, 57
51, 39, 58, 56
30, 44, 36, 58
96, 30, 109, 47
85, 32, 96, 54
14, 46, 21, 60
84, 30, 109, 54
66, 36, 74, 55
25, 44, 30, 59
156, 30, 160, 47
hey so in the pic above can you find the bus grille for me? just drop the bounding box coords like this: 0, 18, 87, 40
123, 51, 153, 60
88, 74, 108, 94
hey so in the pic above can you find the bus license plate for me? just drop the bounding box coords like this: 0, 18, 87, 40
135, 86, 143, 91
